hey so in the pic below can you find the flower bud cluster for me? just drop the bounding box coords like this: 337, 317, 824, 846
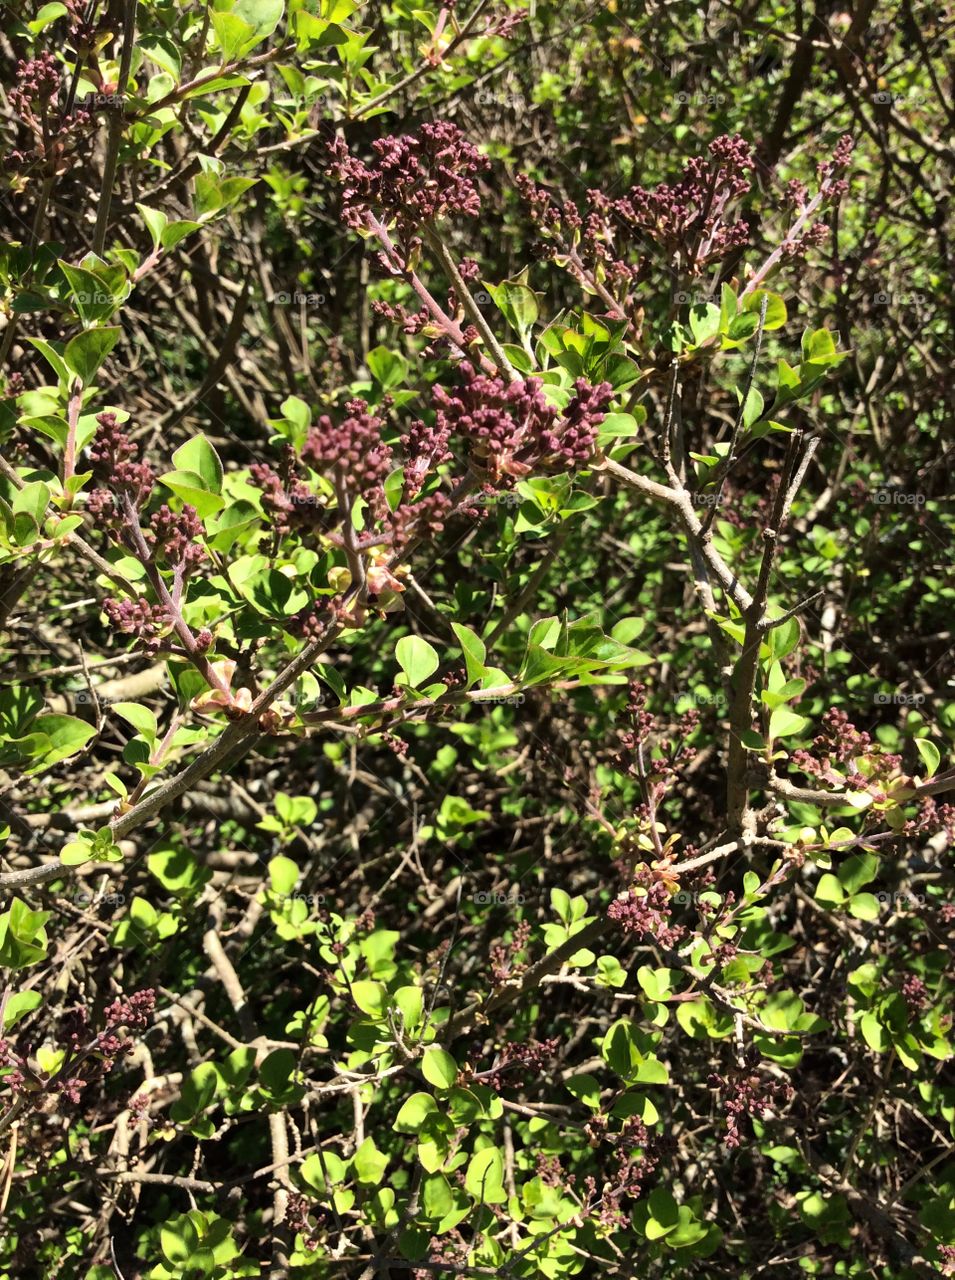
608, 863, 685, 948
328, 122, 488, 242
708, 1052, 793, 1148
7, 53, 91, 171
429, 362, 612, 484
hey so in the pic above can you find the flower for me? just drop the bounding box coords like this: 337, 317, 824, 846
302, 398, 393, 509
148, 503, 205, 574
102, 597, 170, 652
328, 122, 488, 241
87, 413, 155, 511
431, 362, 611, 483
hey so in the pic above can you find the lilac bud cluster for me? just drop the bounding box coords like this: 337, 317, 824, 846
778, 135, 853, 256
792, 707, 909, 807
147, 504, 205, 574
520, 133, 854, 302
519, 134, 756, 288
87, 413, 155, 512
286, 1193, 325, 1253
900, 973, 928, 1017
85, 416, 208, 650
583, 1114, 660, 1229
429, 362, 612, 484
489, 919, 531, 985
65, 0, 99, 43
302, 398, 393, 510
613, 133, 755, 266
255, 366, 610, 643
708, 1055, 793, 1149
249, 451, 332, 539
7, 53, 91, 171
401, 415, 453, 497
102, 597, 171, 653
608, 866, 685, 948
328, 122, 488, 242
0, 989, 155, 1110
413, 1231, 469, 1280
477, 1036, 560, 1092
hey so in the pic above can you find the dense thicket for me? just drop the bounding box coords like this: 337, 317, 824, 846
0, 2, 952, 1277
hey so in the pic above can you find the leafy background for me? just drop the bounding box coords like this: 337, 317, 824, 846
0, 1, 952, 1278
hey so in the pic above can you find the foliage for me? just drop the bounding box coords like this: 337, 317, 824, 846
0, 2, 952, 1278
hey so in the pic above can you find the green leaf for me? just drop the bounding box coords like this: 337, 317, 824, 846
768, 706, 809, 741
396, 635, 439, 689
112, 701, 159, 744
464, 1145, 506, 1203
211, 9, 259, 60
837, 852, 878, 894
814, 873, 845, 908
565, 1073, 602, 1109
915, 738, 940, 779
11, 481, 50, 526
0, 897, 51, 969
234, 0, 285, 38
157, 470, 225, 517
2, 989, 42, 1029
351, 980, 387, 1018
172, 435, 224, 494
848, 893, 880, 921
29, 2, 67, 32
26, 714, 95, 773
64, 326, 120, 383
421, 1172, 455, 1221
394, 1093, 439, 1133
421, 1046, 458, 1089
393, 984, 423, 1031
161, 220, 203, 250
451, 622, 488, 688
352, 1136, 388, 1185
137, 203, 168, 249
268, 854, 299, 896
367, 346, 409, 390
485, 278, 539, 339
742, 290, 787, 330
860, 1010, 887, 1052
26, 337, 70, 387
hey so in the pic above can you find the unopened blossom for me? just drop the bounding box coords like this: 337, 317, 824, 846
328, 122, 488, 240
431, 362, 611, 483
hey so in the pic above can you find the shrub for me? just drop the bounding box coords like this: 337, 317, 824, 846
0, 2, 952, 1277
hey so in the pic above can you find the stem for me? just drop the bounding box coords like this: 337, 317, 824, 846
61, 378, 85, 497
422, 224, 518, 380
93, 0, 138, 256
